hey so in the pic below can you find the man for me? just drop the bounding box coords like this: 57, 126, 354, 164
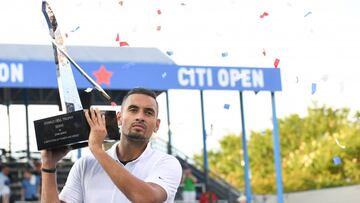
41, 88, 182, 203
181, 167, 197, 203
21, 168, 40, 201
0, 165, 10, 203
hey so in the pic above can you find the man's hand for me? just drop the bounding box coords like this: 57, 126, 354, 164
84, 108, 107, 153
41, 147, 71, 168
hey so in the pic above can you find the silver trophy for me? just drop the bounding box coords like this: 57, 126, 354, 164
34, 1, 119, 150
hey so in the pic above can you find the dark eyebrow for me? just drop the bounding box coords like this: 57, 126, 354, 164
145, 107, 156, 113
127, 105, 155, 114
127, 105, 139, 109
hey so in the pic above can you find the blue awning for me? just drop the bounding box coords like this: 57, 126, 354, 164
0, 44, 281, 91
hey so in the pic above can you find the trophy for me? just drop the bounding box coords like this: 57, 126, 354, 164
34, 1, 120, 150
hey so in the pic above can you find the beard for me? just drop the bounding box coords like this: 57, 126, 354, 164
124, 132, 149, 143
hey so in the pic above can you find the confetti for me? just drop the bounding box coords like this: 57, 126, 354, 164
119, 41, 129, 47
156, 25, 161, 31
115, 33, 120, 42
311, 83, 317, 94
333, 156, 341, 165
70, 26, 80, 32
274, 58, 280, 68
260, 12, 269, 18
166, 51, 173, 56
162, 72, 167, 78
221, 52, 228, 57
111, 101, 117, 106
335, 137, 346, 149
304, 11, 312, 17
85, 88, 93, 93
157, 9, 162, 15
224, 104, 230, 110
262, 49, 266, 56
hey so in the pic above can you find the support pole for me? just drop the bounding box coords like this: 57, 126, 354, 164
165, 91, 172, 155
24, 89, 30, 160
239, 92, 252, 203
271, 92, 284, 203
6, 104, 11, 154
5, 89, 11, 154
200, 90, 209, 191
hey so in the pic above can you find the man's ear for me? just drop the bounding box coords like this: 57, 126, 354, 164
116, 111, 122, 125
154, 118, 161, 132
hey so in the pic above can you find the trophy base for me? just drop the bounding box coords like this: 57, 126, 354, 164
34, 110, 120, 150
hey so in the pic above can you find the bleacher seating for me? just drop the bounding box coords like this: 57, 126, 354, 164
1, 159, 73, 203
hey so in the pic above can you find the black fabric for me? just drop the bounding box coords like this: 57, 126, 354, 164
119, 159, 135, 166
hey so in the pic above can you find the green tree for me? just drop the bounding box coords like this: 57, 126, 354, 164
194, 105, 360, 194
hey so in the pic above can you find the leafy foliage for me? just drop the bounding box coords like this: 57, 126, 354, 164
194, 105, 360, 194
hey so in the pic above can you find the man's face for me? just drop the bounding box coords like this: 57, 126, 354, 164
2, 167, 10, 175
119, 94, 160, 142
24, 171, 31, 179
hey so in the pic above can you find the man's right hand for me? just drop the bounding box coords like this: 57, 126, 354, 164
41, 147, 71, 168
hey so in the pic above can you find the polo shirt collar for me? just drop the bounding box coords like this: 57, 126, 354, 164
107, 141, 153, 164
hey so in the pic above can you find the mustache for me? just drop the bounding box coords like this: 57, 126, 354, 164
131, 121, 146, 127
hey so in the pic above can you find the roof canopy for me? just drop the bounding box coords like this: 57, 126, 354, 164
0, 44, 173, 105
0, 44, 281, 105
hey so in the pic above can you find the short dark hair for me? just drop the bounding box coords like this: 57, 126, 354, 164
121, 87, 159, 113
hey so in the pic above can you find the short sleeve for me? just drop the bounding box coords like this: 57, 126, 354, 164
145, 156, 182, 203
59, 159, 85, 203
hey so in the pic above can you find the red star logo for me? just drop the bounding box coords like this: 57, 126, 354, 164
93, 65, 113, 85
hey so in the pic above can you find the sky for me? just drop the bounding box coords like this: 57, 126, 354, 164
0, 0, 360, 158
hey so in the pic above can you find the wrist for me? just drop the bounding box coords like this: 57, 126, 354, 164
89, 144, 103, 153
41, 162, 57, 169
41, 167, 57, 173
90, 145, 106, 158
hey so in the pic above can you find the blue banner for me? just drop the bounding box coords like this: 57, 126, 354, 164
0, 60, 281, 91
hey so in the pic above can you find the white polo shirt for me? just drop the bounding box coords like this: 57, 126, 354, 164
59, 142, 182, 203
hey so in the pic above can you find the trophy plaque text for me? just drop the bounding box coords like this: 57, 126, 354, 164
34, 110, 120, 150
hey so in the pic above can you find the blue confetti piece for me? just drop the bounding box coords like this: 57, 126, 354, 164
311, 83, 317, 94
70, 26, 80, 32
221, 52, 228, 57
333, 156, 341, 165
224, 104, 230, 109
304, 11, 312, 17
166, 51, 173, 56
